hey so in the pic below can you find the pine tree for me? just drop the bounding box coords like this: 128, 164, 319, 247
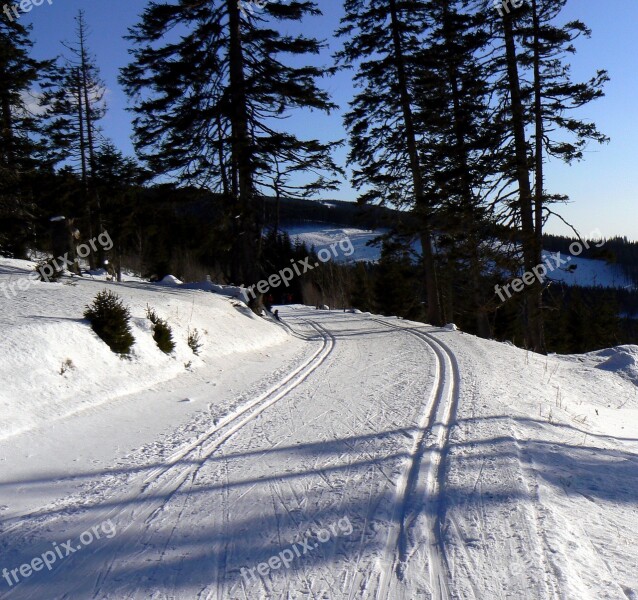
414, 0, 504, 336
0, 15, 55, 257
92, 142, 147, 281
84, 290, 135, 356
337, 0, 442, 325
120, 0, 340, 310
350, 262, 375, 312
487, 0, 608, 352
521, 0, 608, 249
375, 239, 423, 320
44, 10, 107, 266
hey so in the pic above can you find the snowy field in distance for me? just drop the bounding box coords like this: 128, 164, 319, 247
286, 222, 634, 290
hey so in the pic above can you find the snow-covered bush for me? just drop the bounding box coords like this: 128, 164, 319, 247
84, 290, 135, 356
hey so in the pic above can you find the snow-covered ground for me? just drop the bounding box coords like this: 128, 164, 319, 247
541, 249, 634, 289
285, 223, 389, 263
1, 257, 638, 599
0, 257, 288, 440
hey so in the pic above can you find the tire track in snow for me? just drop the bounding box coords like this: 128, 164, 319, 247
369, 318, 460, 600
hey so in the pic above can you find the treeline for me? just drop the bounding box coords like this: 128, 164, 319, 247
266, 197, 404, 232
544, 234, 638, 285
0, 1, 615, 353
309, 247, 638, 355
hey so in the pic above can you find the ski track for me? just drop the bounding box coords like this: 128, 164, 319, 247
1, 320, 335, 600
0, 311, 465, 600
368, 318, 459, 600
4, 308, 634, 600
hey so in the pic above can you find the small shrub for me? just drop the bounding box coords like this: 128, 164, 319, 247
59, 358, 75, 375
84, 290, 135, 356
187, 328, 203, 355
146, 306, 176, 354
35, 257, 63, 282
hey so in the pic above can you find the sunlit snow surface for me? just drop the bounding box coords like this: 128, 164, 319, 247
1, 256, 638, 600
286, 222, 634, 289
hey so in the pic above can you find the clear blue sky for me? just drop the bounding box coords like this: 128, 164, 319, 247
21, 0, 638, 241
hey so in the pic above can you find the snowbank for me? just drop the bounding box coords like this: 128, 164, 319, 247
0, 258, 288, 440
586, 345, 638, 386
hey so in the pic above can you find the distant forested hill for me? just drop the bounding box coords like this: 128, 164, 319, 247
543, 234, 638, 285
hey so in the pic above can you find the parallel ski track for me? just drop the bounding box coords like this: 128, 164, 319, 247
369, 317, 461, 600
3, 320, 336, 599
140, 320, 335, 489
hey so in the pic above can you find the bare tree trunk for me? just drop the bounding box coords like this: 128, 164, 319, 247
502, 9, 544, 352
531, 0, 546, 349
228, 0, 261, 311
75, 69, 95, 269
388, 0, 442, 325
78, 14, 104, 268
216, 113, 230, 197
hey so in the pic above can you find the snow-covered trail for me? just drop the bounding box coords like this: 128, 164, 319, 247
2, 306, 638, 599
0, 309, 453, 599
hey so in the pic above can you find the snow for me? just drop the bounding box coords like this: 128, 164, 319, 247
157, 274, 183, 286
285, 223, 387, 262
543, 250, 634, 289
1, 258, 638, 599
568, 345, 638, 387
286, 223, 634, 290
0, 257, 287, 441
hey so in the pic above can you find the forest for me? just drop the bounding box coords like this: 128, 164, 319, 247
0, 0, 627, 353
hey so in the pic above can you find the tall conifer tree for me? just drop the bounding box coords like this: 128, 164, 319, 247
488, 0, 608, 351
0, 14, 55, 257
337, 0, 443, 325
120, 0, 340, 308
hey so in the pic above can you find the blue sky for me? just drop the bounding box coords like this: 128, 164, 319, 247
20, 0, 638, 241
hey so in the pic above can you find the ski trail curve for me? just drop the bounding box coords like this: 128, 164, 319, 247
2, 322, 335, 600
370, 317, 460, 600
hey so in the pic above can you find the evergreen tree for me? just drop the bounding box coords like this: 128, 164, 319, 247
44, 10, 108, 266
414, 0, 504, 336
120, 0, 341, 310
0, 14, 55, 257
337, 0, 442, 325
521, 0, 608, 248
350, 262, 375, 312
488, 0, 608, 351
375, 239, 423, 320
93, 142, 147, 281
